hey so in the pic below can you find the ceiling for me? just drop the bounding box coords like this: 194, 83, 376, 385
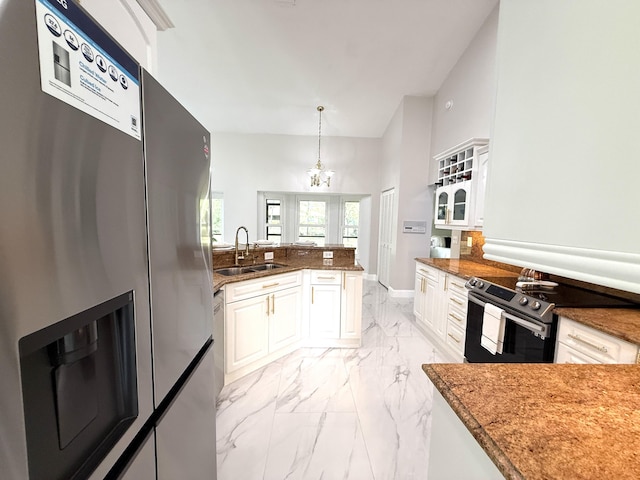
154, 0, 498, 138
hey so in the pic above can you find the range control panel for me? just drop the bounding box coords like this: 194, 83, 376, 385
465, 277, 555, 324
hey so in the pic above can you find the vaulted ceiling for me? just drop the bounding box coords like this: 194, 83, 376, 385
155, 0, 498, 138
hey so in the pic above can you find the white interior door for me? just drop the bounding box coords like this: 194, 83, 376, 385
377, 188, 395, 288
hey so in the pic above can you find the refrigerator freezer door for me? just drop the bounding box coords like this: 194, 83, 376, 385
142, 70, 214, 404
155, 345, 217, 479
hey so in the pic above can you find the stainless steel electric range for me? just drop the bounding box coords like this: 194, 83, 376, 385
464, 276, 638, 363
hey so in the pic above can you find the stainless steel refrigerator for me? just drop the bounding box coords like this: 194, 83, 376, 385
141, 70, 217, 480
0, 1, 216, 478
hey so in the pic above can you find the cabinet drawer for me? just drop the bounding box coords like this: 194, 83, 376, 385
445, 322, 466, 356
447, 290, 468, 314
415, 264, 437, 282
226, 271, 302, 303
447, 276, 468, 297
446, 302, 467, 330
556, 317, 638, 364
310, 270, 342, 285
555, 342, 601, 364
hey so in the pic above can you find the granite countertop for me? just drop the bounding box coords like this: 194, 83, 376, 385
423, 363, 640, 480
213, 257, 363, 291
415, 257, 520, 280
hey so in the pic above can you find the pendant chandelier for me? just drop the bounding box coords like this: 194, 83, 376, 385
307, 106, 334, 187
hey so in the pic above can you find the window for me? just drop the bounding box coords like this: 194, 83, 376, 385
200, 198, 211, 245
298, 199, 327, 246
342, 200, 359, 249
259, 192, 366, 246
265, 198, 282, 243
200, 195, 224, 245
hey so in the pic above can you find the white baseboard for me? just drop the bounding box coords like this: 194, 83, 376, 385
363, 273, 377, 282
388, 287, 415, 298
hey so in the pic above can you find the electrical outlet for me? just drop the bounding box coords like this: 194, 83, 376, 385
323, 251, 334, 259
264, 252, 274, 261
467, 237, 473, 247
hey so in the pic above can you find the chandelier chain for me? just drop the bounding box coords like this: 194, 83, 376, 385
317, 106, 323, 161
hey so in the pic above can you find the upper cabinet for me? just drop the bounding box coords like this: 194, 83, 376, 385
433, 138, 488, 230
483, 0, 640, 294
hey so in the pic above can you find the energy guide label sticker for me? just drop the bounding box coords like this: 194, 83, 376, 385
35, 0, 141, 140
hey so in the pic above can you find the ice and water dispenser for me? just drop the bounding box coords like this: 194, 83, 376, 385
19, 292, 138, 480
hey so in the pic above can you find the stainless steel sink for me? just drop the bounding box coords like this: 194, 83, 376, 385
249, 263, 284, 271
214, 264, 284, 276
214, 266, 255, 276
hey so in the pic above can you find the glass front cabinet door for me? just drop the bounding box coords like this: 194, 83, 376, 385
436, 190, 449, 223
432, 138, 488, 230
434, 182, 472, 227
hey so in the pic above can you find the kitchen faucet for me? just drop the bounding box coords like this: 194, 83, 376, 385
234, 226, 250, 265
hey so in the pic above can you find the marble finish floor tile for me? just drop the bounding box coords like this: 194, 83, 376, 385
216, 281, 443, 480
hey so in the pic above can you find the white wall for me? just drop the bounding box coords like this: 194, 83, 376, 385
483, 0, 640, 293
429, 6, 499, 182
380, 96, 434, 292
210, 132, 382, 273
79, 0, 158, 72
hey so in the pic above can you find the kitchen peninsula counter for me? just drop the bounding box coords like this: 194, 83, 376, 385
423, 362, 640, 480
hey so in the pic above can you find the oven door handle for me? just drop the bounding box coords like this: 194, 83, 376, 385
468, 294, 548, 337
502, 312, 548, 337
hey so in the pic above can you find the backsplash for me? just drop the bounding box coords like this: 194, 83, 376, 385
212, 245, 356, 269
459, 231, 521, 273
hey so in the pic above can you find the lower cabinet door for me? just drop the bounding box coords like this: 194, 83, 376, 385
269, 286, 302, 352
309, 284, 341, 338
414, 273, 426, 322
341, 272, 363, 339
226, 295, 269, 373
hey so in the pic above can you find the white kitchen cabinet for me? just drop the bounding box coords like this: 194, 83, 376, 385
444, 277, 468, 361
340, 271, 363, 340
309, 283, 341, 338
269, 286, 302, 352
224, 268, 362, 382
473, 145, 489, 228
555, 317, 639, 364
414, 265, 431, 325
433, 138, 488, 230
307, 270, 362, 347
414, 264, 441, 331
414, 262, 467, 363
225, 272, 303, 383
225, 294, 270, 373
435, 182, 473, 227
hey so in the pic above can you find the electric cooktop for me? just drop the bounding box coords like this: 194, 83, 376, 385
474, 276, 638, 309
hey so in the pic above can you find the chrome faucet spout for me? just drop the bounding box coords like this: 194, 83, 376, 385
234, 226, 249, 265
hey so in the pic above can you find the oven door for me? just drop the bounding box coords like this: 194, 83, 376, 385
464, 293, 557, 363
